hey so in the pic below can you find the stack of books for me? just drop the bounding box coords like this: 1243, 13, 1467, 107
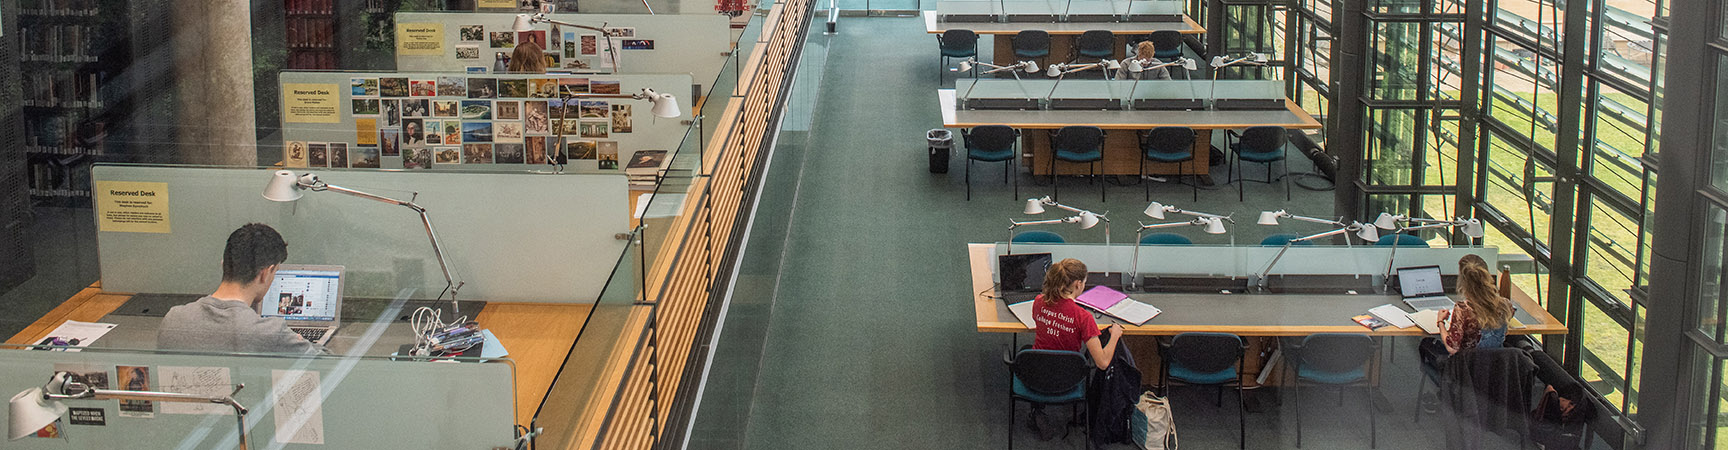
626, 150, 669, 187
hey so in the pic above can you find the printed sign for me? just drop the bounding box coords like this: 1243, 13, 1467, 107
396, 23, 444, 56
69, 407, 107, 426
95, 181, 171, 233
283, 83, 341, 123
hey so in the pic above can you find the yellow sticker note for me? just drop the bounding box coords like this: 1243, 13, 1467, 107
356, 118, 378, 145
282, 83, 340, 124
396, 23, 443, 56
476, 0, 513, 8
95, 181, 171, 233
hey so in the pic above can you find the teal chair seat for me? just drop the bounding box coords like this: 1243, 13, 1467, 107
1296, 365, 1367, 385
1144, 149, 1191, 163
970, 148, 1015, 162
1169, 363, 1238, 385
1011, 377, 1087, 403
1013, 230, 1066, 243
1260, 234, 1316, 246
1055, 149, 1103, 162
1375, 234, 1429, 247
1140, 233, 1193, 245
1234, 149, 1284, 163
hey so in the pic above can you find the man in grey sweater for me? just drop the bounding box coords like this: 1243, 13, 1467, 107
158, 223, 327, 355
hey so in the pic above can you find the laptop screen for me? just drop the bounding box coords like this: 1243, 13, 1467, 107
260, 266, 343, 323
998, 253, 1052, 292
1397, 265, 1445, 297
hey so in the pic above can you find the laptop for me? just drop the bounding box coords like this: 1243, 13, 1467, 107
259, 264, 344, 345
1397, 265, 1457, 311
997, 253, 1052, 301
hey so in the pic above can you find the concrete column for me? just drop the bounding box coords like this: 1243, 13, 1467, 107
172, 0, 258, 166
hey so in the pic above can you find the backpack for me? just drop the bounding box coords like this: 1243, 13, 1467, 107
1090, 345, 1141, 445
1129, 391, 1178, 450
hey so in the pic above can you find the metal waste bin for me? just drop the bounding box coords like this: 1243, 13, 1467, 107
927, 129, 953, 173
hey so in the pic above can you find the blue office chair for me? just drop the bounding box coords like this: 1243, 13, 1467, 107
1005, 349, 1093, 449
1140, 127, 1198, 201
1227, 126, 1289, 202
1287, 333, 1379, 448
1375, 234, 1429, 247
1140, 233, 1193, 245
1013, 230, 1066, 244
939, 30, 979, 79
1259, 234, 1316, 246
1074, 30, 1116, 63
1148, 30, 1184, 59
1013, 30, 1051, 69
1051, 126, 1106, 202
963, 125, 1020, 201
1161, 332, 1247, 449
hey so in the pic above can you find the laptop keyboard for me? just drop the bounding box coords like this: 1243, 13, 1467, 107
293, 327, 327, 343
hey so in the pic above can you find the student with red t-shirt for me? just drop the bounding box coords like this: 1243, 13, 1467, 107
1032, 258, 1123, 369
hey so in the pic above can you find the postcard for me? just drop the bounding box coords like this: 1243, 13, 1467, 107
495, 121, 524, 142
379, 77, 409, 97
568, 139, 597, 160
460, 25, 484, 41
433, 100, 459, 117
591, 80, 621, 94
579, 100, 609, 119
461, 99, 492, 120
410, 80, 436, 96
468, 78, 498, 99
404, 148, 433, 169
524, 101, 550, 134
494, 143, 525, 163
352, 99, 380, 116
308, 142, 328, 167
495, 100, 521, 120
350, 145, 380, 168
462, 122, 494, 142
490, 31, 515, 48
611, 104, 633, 133
499, 79, 528, 98
456, 44, 480, 59
579, 120, 609, 138
464, 143, 494, 164
437, 76, 468, 97
350, 78, 378, 97
434, 147, 462, 164
401, 118, 425, 147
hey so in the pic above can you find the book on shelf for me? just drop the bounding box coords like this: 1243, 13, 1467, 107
625, 150, 670, 175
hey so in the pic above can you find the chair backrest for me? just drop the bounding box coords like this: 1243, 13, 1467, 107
1296, 333, 1376, 376
1165, 332, 1244, 375
1140, 233, 1193, 245
1375, 234, 1429, 247
1148, 31, 1183, 55
1054, 126, 1105, 152
1259, 233, 1316, 246
1014, 30, 1051, 53
940, 29, 978, 50
1238, 126, 1288, 153
1142, 126, 1196, 155
1010, 349, 1092, 394
1076, 30, 1115, 55
965, 125, 1017, 152
1013, 230, 1066, 243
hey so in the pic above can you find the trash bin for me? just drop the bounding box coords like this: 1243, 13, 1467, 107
927, 129, 953, 173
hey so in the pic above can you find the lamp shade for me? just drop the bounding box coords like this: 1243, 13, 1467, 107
957, 60, 973, 73
1374, 213, 1401, 230
263, 170, 304, 202
1103, 59, 1121, 70
1257, 210, 1281, 225
1078, 212, 1100, 230
1024, 198, 1045, 215
1202, 217, 1227, 235
1252, 53, 1270, 63
1181, 58, 1198, 71
512, 14, 535, 32
1354, 224, 1380, 242
641, 89, 681, 118
1210, 56, 1229, 68
1460, 218, 1486, 238
1143, 202, 1167, 219
9, 388, 66, 441
1046, 64, 1063, 77
1124, 58, 1143, 72
1021, 61, 1040, 73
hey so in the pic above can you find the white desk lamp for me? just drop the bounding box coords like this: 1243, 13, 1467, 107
1122, 57, 1198, 109
1207, 53, 1269, 108
264, 171, 466, 315
11, 372, 251, 448
956, 58, 1040, 102
1371, 213, 1487, 291
1129, 217, 1226, 290
514, 13, 627, 72
1255, 209, 1379, 291
1011, 196, 1109, 254
1045, 60, 1122, 101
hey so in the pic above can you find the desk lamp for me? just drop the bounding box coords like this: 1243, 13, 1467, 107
1122, 57, 1198, 109
956, 58, 1040, 103
1371, 213, 1487, 291
1045, 60, 1122, 101
514, 13, 628, 71
1011, 196, 1109, 254
545, 88, 682, 172
1255, 209, 1379, 291
1207, 53, 1269, 109
1128, 217, 1226, 290
11, 372, 251, 448
264, 171, 466, 315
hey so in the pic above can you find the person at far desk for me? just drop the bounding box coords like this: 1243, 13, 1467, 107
1116, 41, 1174, 80
158, 223, 327, 354
509, 41, 548, 74
1033, 258, 1124, 369
1418, 254, 1513, 371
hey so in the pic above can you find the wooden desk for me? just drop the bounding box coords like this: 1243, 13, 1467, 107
6, 283, 591, 428
938, 89, 1322, 179
924, 11, 1205, 64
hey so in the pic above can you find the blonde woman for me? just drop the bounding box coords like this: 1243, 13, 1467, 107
508, 42, 548, 74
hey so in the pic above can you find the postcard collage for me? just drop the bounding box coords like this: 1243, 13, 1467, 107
454, 23, 650, 72
284, 74, 640, 170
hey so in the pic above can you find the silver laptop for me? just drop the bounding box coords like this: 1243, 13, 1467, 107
1397, 265, 1457, 311
259, 264, 344, 345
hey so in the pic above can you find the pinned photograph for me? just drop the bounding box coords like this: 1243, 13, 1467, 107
380, 77, 410, 97
329, 143, 350, 167
467, 66, 488, 74
559, 77, 590, 95
117, 366, 153, 418
460, 25, 485, 41
54, 364, 110, 390
433, 100, 459, 117
525, 136, 547, 163
621, 39, 654, 50
308, 143, 329, 167
544, 53, 560, 68
564, 58, 594, 70
529, 78, 558, 98
425, 121, 443, 145
580, 35, 598, 55
568, 140, 597, 159
496, 100, 521, 120
579, 100, 609, 119
598, 141, 619, 169
495, 121, 524, 142
612, 104, 633, 133
498, 79, 527, 98
352, 99, 380, 116
490, 31, 515, 48
404, 148, 433, 169
591, 80, 621, 94
564, 39, 577, 58
357, 118, 378, 145
547, 98, 569, 118
456, 44, 480, 60
579, 120, 609, 138
437, 76, 468, 97
285, 141, 308, 167
403, 99, 430, 117
524, 101, 550, 134
468, 78, 498, 98
410, 80, 436, 96
382, 99, 401, 126
559, 118, 582, 135
401, 118, 425, 147
434, 147, 462, 164
517, 30, 547, 50
461, 100, 492, 120
494, 143, 525, 163
464, 143, 494, 164
463, 122, 494, 142
350, 145, 380, 168
442, 122, 462, 145
605, 27, 635, 38
379, 129, 401, 156
350, 78, 379, 96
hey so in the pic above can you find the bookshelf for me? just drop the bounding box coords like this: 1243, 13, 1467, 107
15, 0, 129, 206
286, 0, 337, 69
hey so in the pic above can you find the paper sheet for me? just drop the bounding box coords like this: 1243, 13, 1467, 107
34, 320, 116, 351
1368, 304, 1417, 329
271, 370, 326, 444
1408, 309, 1443, 334
1007, 301, 1037, 328
158, 366, 233, 415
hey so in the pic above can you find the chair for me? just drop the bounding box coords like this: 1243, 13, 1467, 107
1148, 30, 1184, 59
963, 126, 1020, 201
1259, 234, 1315, 246
1140, 233, 1193, 245
1227, 126, 1289, 201
1286, 333, 1379, 448
1050, 126, 1106, 202
1013, 230, 1066, 244
1375, 234, 1429, 247
1013, 30, 1051, 69
1139, 127, 1198, 201
1435, 347, 1537, 449
1074, 30, 1116, 63
1005, 349, 1093, 449
1160, 332, 1247, 449
939, 30, 979, 79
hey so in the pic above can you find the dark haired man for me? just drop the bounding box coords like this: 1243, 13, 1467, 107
158, 223, 326, 354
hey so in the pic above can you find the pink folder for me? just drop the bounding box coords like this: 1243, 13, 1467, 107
1075, 285, 1129, 311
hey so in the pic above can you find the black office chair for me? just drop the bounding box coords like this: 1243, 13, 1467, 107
1148, 30, 1185, 59
1160, 332, 1248, 449
1286, 333, 1380, 448
1050, 126, 1106, 202
1139, 126, 1198, 201
1074, 30, 1116, 63
963, 125, 1020, 200
1227, 126, 1289, 201
1005, 348, 1093, 449
939, 29, 980, 80
1013, 30, 1052, 71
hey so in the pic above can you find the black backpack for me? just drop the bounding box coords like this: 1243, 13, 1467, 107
1090, 342, 1142, 445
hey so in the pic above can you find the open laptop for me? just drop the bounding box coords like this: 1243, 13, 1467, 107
1397, 265, 1456, 311
997, 253, 1052, 301
259, 264, 344, 345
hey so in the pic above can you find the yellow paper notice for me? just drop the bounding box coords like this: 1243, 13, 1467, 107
356, 118, 378, 145
95, 181, 171, 233
476, 0, 513, 8
396, 23, 444, 56
283, 84, 340, 123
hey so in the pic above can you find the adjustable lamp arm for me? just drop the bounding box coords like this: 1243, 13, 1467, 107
277, 173, 465, 310
1009, 217, 1078, 229
1138, 218, 1207, 231
38, 373, 252, 449
1256, 226, 1353, 289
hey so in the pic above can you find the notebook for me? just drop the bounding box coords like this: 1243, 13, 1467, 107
1073, 286, 1163, 326
1397, 265, 1457, 311
1367, 304, 1417, 329
1007, 300, 1037, 329
259, 265, 344, 345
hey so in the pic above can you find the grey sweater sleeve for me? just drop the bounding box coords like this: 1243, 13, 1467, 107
158, 297, 328, 355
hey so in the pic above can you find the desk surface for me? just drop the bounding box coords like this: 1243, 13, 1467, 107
966, 244, 1568, 336
938, 89, 1324, 130
924, 10, 1204, 35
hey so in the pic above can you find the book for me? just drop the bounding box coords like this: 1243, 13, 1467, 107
1407, 309, 1443, 334
1074, 285, 1163, 326
1352, 314, 1390, 330
625, 150, 669, 175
